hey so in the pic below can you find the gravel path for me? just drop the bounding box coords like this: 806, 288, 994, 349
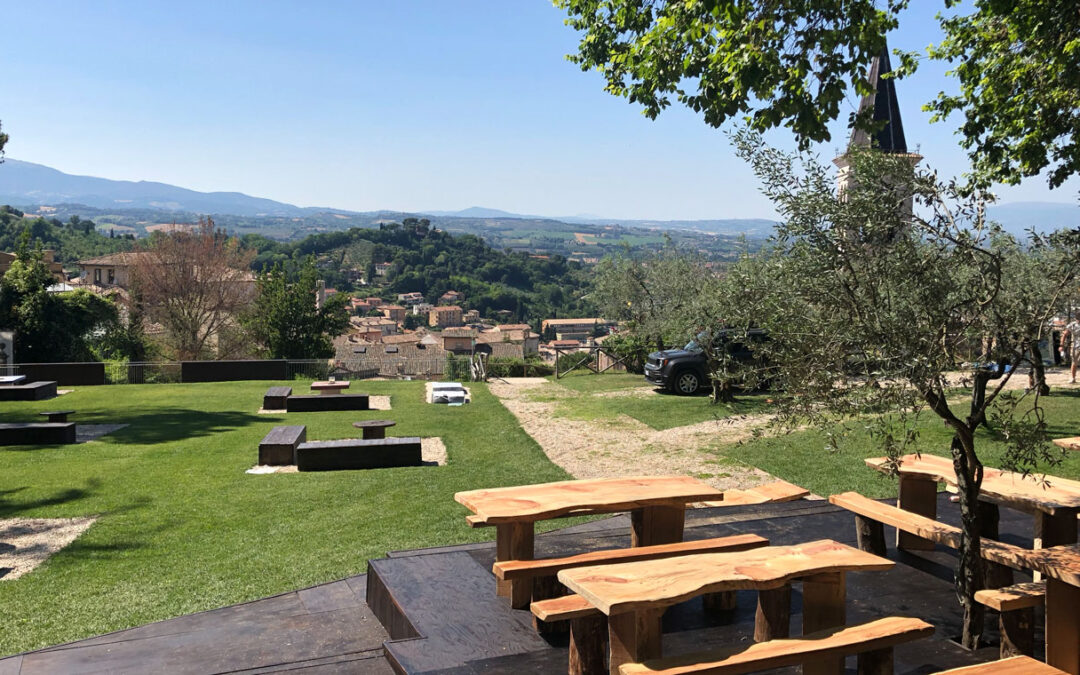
487, 378, 778, 491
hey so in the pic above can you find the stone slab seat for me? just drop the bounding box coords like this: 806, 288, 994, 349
828, 491, 1039, 571
0, 381, 58, 401
258, 425, 306, 465
617, 616, 934, 675
285, 393, 369, 412
974, 581, 1046, 659
262, 386, 292, 410
931, 655, 1068, 674
0, 422, 76, 445
295, 436, 421, 471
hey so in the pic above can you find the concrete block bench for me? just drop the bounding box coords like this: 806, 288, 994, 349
0, 422, 77, 445
258, 425, 306, 465
0, 381, 58, 401
262, 386, 292, 410
295, 436, 422, 471
286, 393, 369, 412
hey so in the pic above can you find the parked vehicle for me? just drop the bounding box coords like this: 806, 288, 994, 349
644, 329, 768, 395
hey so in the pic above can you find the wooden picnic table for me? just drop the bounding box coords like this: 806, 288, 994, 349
866, 454, 1079, 553
1053, 437, 1080, 453
455, 475, 724, 607
1023, 543, 1080, 674
352, 419, 396, 440
311, 380, 350, 396
558, 539, 893, 675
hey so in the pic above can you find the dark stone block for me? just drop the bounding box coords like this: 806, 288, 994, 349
286, 394, 370, 412
258, 425, 306, 465
18, 363, 105, 386
0, 381, 58, 401
295, 437, 422, 471
262, 386, 292, 410
0, 422, 77, 445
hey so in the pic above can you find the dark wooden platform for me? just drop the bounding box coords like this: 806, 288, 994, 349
0, 493, 1048, 674
286, 393, 370, 412
0, 380, 57, 401
259, 425, 306, 465
0, 422, 77, 445
263, 386, 293, 410
296, 437, 422, 471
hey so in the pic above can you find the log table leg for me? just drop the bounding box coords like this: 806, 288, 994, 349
608, 609, 663, 675
532, 576, 569, 635
855, 515, 886, 556
495, 521, 534, 608
1034, 508, 1078, 582
999, 606, 1035, 658
896, 475, 937, 551
802, 572, 846, 675
857, 646, 894, 675
1046, 578, 1080, 675
630, 505, 685, 547
754, 584, 791, 642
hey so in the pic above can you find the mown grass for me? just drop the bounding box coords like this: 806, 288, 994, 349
724, 390, 1080, 499
547, 373, 772, 430
0, 380, 570, 656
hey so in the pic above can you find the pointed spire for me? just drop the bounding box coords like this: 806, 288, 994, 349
848, 45, 908, 154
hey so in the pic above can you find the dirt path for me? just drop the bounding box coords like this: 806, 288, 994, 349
487, 378, 779, 491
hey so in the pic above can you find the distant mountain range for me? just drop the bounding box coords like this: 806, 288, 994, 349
1, 158, 1077, 239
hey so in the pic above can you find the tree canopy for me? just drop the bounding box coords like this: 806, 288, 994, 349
557, 0, 1080, 190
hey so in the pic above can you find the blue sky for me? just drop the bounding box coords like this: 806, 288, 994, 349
2, 1, 1076, 220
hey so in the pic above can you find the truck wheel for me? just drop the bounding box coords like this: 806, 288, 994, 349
672, 370, 702, 395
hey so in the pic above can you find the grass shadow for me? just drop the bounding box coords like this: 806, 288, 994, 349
0, 479, 101, 518
102, 408, 264, 445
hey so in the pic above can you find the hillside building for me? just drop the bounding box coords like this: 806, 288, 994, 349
381, 304, 407, 323
438, 290, 464, 305
429, 305, 464, 328
541, 318, 610, 343
0, 250, 64, 280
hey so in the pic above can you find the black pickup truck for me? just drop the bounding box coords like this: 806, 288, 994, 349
643, 330, 768, 395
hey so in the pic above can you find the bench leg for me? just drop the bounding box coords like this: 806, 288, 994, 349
569, 614, 607, 675
896, 475, 937, 551
532, 576, 569, 635
855, 515, 886, 556
608, 608, 663, 675
495, 522, 534, 608
857, 646, 894, 675
630, 505, 684, 547
1046, 578, 1080, 674
754, 584, 791, 642
702, 590, 737, 623
999, 607, 1035, 658
803, 572, 846, 675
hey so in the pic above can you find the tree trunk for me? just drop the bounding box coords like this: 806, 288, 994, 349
950, 430, 986, 650
1028, 340, 1050, 396
712, 379, 735, 403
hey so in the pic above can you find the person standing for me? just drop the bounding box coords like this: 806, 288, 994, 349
1061, 318, 1080, 383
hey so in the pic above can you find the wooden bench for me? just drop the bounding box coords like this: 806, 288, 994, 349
258, 425, 306, 465
0, 422, 76, 445
295, 436, 421, 471
617, 616, 934, 675
262, 386, 292, 410
828, 492, 1038, 572
932, 655, 1068, 674
0, 381, 57, 401
974, 581, 1046, 659
286, 393, 370, 412
700, 480, 810, 507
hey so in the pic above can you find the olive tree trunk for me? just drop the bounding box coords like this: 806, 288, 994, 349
950, 428, 986, 649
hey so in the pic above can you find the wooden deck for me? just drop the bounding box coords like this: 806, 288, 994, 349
0, 494, 1049, 673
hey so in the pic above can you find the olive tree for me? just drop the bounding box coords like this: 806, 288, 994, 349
731, 129, 1079, 647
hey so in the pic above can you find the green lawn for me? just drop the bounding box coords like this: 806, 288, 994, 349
546, 373, 771, 430
0, 380, 569, 656
724, 391, 1080, 499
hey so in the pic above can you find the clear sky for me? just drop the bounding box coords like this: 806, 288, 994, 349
2, 1, 1076, 220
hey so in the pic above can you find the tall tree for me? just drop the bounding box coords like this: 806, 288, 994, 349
244, 257, 349, 359
556, 0, 1080, 190
131, 218, 255, 360
729, 132, 1080, 647
0, 120, 8, 161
